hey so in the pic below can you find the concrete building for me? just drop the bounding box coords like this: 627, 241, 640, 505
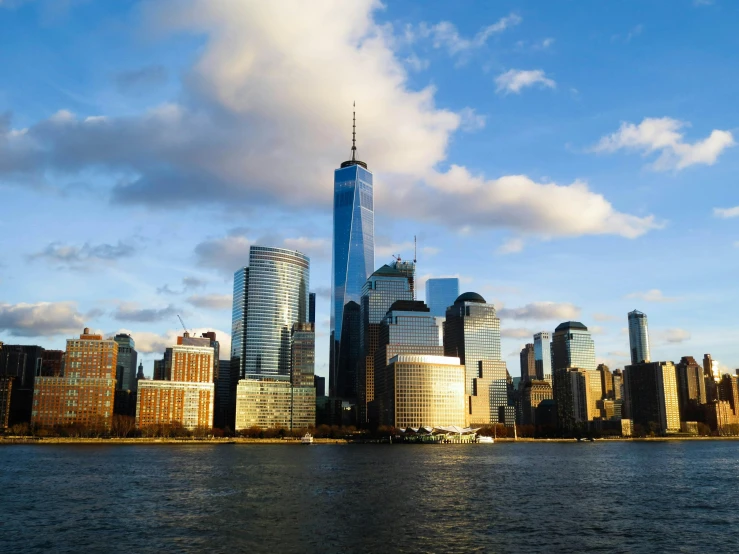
598, 363, 614, 400
235, 378, 291, 430
624, 361, 680, 435
32, 329, 117, 429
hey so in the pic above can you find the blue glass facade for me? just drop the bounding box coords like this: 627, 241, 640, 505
243, 246, 309, 378
551, 322, 596, 372
628, 310, 650, 365
231, 268, 248, 378
533, 331, 552, 381
425, 278, 459, 317
331, 162, 374, 396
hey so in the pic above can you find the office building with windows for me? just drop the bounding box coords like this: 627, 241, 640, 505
533, 332, 552, 381
624, 361, 680, 435
425, 278, 459, 318
551, 322, 597, 372
358, 264, 413, 425
0, 344, 45, 426
520, 343, 536, 382
32, 329, 117, 429
675, 356, 706, 421
330, 110, 374, 399
628, 310, 650, 365
231, 267, 248, 379
114, 334, 138, 393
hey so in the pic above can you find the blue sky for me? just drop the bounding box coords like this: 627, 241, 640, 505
1, 0, 738, 378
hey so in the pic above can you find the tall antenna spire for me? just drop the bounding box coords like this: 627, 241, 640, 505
351, 102, 357, 161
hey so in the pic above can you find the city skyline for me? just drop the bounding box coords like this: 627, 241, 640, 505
1, 1, 739, 380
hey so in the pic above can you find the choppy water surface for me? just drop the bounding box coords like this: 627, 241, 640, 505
2, 441, 739, 553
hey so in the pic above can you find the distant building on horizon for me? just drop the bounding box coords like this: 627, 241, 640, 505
114, 334, 138, 393
330, 110, 374, 400
425, 278, 459, 318
628, 310, 650, 365
533, 332, 552, 382
520, 343, 536, 382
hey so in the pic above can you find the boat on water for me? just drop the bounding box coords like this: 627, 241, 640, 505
301, 433, 313, 445
478, 436, 494, 444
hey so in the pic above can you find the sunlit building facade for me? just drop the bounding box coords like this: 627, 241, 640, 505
244, 246, 310, 378
628, 310, 650, 365
551, 322, 597, 372
624, 361, 680, 435
384, 355, 465, 428
358, 264, 413, 425
32, 329, 117, 429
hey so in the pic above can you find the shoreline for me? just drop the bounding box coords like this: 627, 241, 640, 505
2, 436, 739, 445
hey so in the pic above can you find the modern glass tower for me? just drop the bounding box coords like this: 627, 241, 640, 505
533, 332, 552, 381
425, 278, 459, 317
443, 292, 502, 395
551, 322, 596, 372
330, 108, 374, 397
231, 267, 248, 378
241, 246, 310, 378
113, 334, 138, 392
628, 310, 650, 365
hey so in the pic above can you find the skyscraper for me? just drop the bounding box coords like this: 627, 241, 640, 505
231, 267, 248, 378
624, 361, 680, 435
443, 292, 509, 426
425, 278, 459, 318
309, 292, 316, 325
243, 246, 310, 378
114, 334, 138, 392
520, 343, 536, 382
358, 264, 413, 425
533, 332, 552, 381
551, 322, 596, 372
675, 356, 706, 420
331, 108, 374, 398
628, 310, 650, 364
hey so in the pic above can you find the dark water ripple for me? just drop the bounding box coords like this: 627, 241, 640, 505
2, 441, 739, 553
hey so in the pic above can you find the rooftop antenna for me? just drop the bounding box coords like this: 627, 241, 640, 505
351, 101, 357, 162
414, 235, 417, 264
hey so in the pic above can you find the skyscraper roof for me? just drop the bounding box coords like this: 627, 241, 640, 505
455, 292, 486, 304
554, 321, 588, 332
371, 264, 404, 278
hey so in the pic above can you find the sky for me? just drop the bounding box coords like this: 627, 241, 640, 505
1, 0, 738, 379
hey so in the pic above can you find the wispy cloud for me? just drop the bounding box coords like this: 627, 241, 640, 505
714, 206, 739, 219
186, 294, 231, 311
113, 303, 179, 323
495, 69, 556, 94
625, 289, 679, 303
423, 13, 522, 56
498, 237, 524, 254
592, 117, 735, 171
499, 302, 580, 321
30, 241, 135, 269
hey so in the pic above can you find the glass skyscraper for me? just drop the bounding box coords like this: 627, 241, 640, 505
231, 267, 248, 378
425, 278, 459, 317
443, 292, 502, 395
358, 264, 413, 424
238, 246, 310, 379
533, 331, 552, 381
330, 113, 374, 397
551, 322, 596, 372
628, 310, 650, 365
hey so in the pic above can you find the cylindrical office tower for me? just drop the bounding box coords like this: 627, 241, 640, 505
628, 310, 650, 365
244, 246, 310, 378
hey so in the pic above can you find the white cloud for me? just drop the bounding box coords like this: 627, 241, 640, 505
593, 312, 619, 322
186, 294, 231, 311
653, 328, 692, 344
30, 241, 135, 269
458, 107, 486, 132
423, 13, 522, 55
0, 301, 88, 337
501, 327, 534, 339
404, 53, 429, 72
113, 303, 179, 323
625, 289, 679, 303
282, 237, 329, 259
495, 69, 555, 94
121, 327, 231, 355
0, 1, 655, 243
593, 117, 735, 171
499, 302, 580, 321
714, 206, 739, 219
498, 237, 524, 254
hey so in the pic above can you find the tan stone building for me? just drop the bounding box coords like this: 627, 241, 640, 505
32, 329, 117, 429
521, 380, 553, 426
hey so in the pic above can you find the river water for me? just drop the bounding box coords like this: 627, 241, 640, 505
2, 441, 738, 553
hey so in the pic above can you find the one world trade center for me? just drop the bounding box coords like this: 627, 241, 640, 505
330, 107, 374, 400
